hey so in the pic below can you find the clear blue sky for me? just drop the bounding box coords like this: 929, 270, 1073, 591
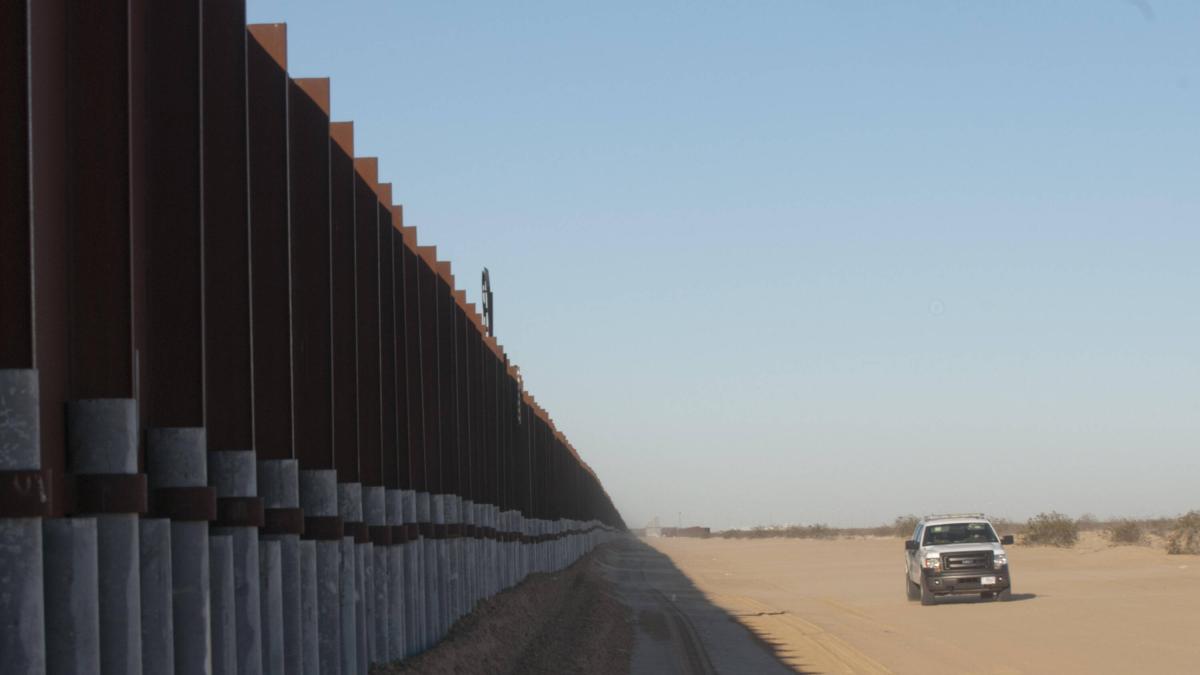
247, 1, 1199, 529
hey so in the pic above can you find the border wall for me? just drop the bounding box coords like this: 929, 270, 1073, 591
1, 2, 625, 673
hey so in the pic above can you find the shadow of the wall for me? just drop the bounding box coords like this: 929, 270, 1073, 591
601, 537, 812, 675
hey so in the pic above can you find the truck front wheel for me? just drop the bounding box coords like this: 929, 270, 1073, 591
920, 579, 935, 605
906, 574, 919, 601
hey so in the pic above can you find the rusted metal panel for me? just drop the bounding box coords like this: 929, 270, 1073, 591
329, 122, 359, 482
458, 311, 474, 504
65, 1, 141, 401
247, 24, 294, 460
202, 0, 255, 453
353, 159, 381, 488
496, 359, 510, 512
469, 322, 484, 507
529, 411, 541, 519
436, 276, 458, 498
401, 244, 424, 492
379, 218, 399, 489
454, 305, 470, 503
482, 344, 498, 508
144, 0, 205, 428
29, 0, 69, 514
248, 23, 287, 69
418, 258, 441, 495
390, 209, 412, 491
0, 0, 33, 369
289, 77, 335, 469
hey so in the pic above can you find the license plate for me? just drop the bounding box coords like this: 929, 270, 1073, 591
981, 576, 996, 585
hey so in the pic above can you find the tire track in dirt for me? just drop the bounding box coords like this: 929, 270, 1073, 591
717, 594, 892, 675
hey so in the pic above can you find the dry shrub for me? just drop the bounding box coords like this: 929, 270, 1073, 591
990, 516, 1022, 536
1106, 519, 1143, 545
796, 524, 836, 539
892, 515, 919, 538
858, 523, 894, 537
717, 523, 838, 540
1166, 511, 1200, 555
1022, 512, 1078, 547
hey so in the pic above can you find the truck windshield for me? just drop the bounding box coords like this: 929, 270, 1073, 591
922, 523, 997, 545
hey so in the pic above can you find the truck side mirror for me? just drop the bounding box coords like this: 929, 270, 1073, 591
905, 539, 918, 551
1001, 535, 1014, 545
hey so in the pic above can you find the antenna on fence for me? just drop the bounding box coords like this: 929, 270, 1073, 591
482, 267, 494, 337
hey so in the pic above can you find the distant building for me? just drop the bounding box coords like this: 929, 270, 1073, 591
663, 526, 711, 538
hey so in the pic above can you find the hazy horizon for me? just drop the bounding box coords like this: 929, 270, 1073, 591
248, 0, 1200, 530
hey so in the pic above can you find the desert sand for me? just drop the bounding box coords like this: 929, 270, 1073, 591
643, 532, 1200, 674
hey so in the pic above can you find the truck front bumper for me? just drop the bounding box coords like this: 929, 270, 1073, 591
923, 566, 1010, 595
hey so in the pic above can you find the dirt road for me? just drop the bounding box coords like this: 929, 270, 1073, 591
643, 534, 1200, 674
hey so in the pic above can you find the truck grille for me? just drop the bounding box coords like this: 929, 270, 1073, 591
942, 551, 992, 571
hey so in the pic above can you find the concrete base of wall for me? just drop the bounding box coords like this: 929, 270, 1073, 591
0, 519, 43, 672
387, 544, 404, 664
67, 399, 142, 675
315, 540, 341, 675
300, 469, 341, 675
0, 370, 44, 674
404, 536, 422, 657
259, 539, 284, 675
97, 514, 143, 675
364, 486, 384, 666
43, 518, 97, 675
300, 540, 319, 675
339, 536, 358, 675
355, 542, 369, 674
373, 544, 389, 665
385, 489, 405, 664
210, 451, 262, 675
209, 534, 237, 675
147, 427, 211, 675
260, 458, 302, 675
139, 518, 174, 674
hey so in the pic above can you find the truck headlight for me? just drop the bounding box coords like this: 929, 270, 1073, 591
993, 553, 1007, 569
922, 555, 941, 570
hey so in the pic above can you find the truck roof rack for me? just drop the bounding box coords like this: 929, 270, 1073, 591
923, 513, 987, 521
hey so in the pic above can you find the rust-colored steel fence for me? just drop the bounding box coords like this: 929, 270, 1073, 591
1, 3, 624, 673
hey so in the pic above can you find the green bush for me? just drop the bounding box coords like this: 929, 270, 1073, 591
1167, 511, 1200, 555
1106, 519, 1143, 545
1022, 512, 1078, 547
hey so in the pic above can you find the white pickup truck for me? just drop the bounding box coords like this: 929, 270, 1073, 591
904, 514, 1014, 605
